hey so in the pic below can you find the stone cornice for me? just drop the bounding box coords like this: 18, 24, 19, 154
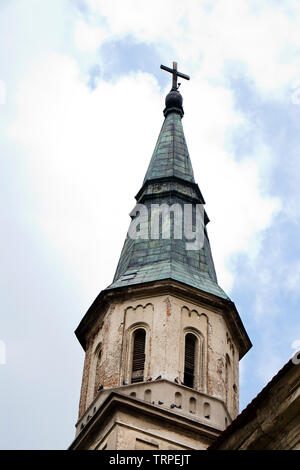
75, 278, 252, 358
69, 390, 221, 450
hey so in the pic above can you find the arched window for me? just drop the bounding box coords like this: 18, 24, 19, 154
225, 354, 233, 410
95, 342, 102, 361
204, 402, 211, 419
175, 392, 182, 408
144, 389, 151, 402
131, 329, 146, 383
225, 354, 237, 413
93, 342, 102, 397
189, 397, 196, 414
184, 333, 197, 388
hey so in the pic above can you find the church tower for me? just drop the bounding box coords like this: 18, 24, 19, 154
69, 63, 252, 451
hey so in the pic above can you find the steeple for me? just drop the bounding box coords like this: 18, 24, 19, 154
142, 104, 195, 184
107, 67, 228, 301
71, 63, 251, 451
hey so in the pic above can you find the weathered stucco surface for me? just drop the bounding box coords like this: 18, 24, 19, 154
73, 282, 245, 450
79, 291, 239, 419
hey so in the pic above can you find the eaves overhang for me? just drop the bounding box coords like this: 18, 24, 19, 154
135, 176, 205, 205
75, 278, 252, 359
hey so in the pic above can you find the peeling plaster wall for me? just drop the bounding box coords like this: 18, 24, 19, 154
78, 291, 239, 421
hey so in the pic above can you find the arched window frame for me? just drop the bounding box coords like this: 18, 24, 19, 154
94, 341, 102, 361
184, 333, 197, 388
225, 353, 233, 411
123, 322, 150, 385
131, 328, 146, 383
181, 327, 205, 391
91, 341, 103, 399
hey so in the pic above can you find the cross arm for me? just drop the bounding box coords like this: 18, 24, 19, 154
176, 70, 190, 81
160, 65, 190, 81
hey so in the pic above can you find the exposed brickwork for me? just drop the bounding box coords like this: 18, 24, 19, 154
78, 339, 93, 419
164, 297, 172, 317
78, 305, 117, 417
93, 345, 102, 399
74, 291, 244, 448
206, 320, 212, 395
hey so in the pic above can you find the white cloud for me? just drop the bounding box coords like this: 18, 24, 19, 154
183, 76, 280, 289
0, 79, 6, 105
7, 51, 280, 297
3, 0, 288, 308
83, 0, 300, 98
87, 0, 187, 43
8, 53, 162, 299
74, 20, 108, 52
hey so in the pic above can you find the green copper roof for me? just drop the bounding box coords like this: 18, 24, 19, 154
108, 234, 228, 300
106, 94, 229, 301
143, 112, 195, 184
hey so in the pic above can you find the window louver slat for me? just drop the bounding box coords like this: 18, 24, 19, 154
184, 334, 196, 388
131, 329, 146, 383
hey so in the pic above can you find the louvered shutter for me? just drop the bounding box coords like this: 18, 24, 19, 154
131, 329, 146, 383
184, 334, 196, 387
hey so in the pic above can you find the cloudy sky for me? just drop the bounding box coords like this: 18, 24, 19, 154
1, 0, 300, 449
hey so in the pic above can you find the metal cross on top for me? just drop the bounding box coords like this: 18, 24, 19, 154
160, 61, 190, 91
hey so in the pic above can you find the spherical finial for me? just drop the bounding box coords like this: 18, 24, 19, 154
164, 90, 184, 117
165, 90, 183, 108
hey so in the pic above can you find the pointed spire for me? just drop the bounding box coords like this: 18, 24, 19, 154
106, 66, 228, 301
143, 109, 195, 184
143, 62, 192, 185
